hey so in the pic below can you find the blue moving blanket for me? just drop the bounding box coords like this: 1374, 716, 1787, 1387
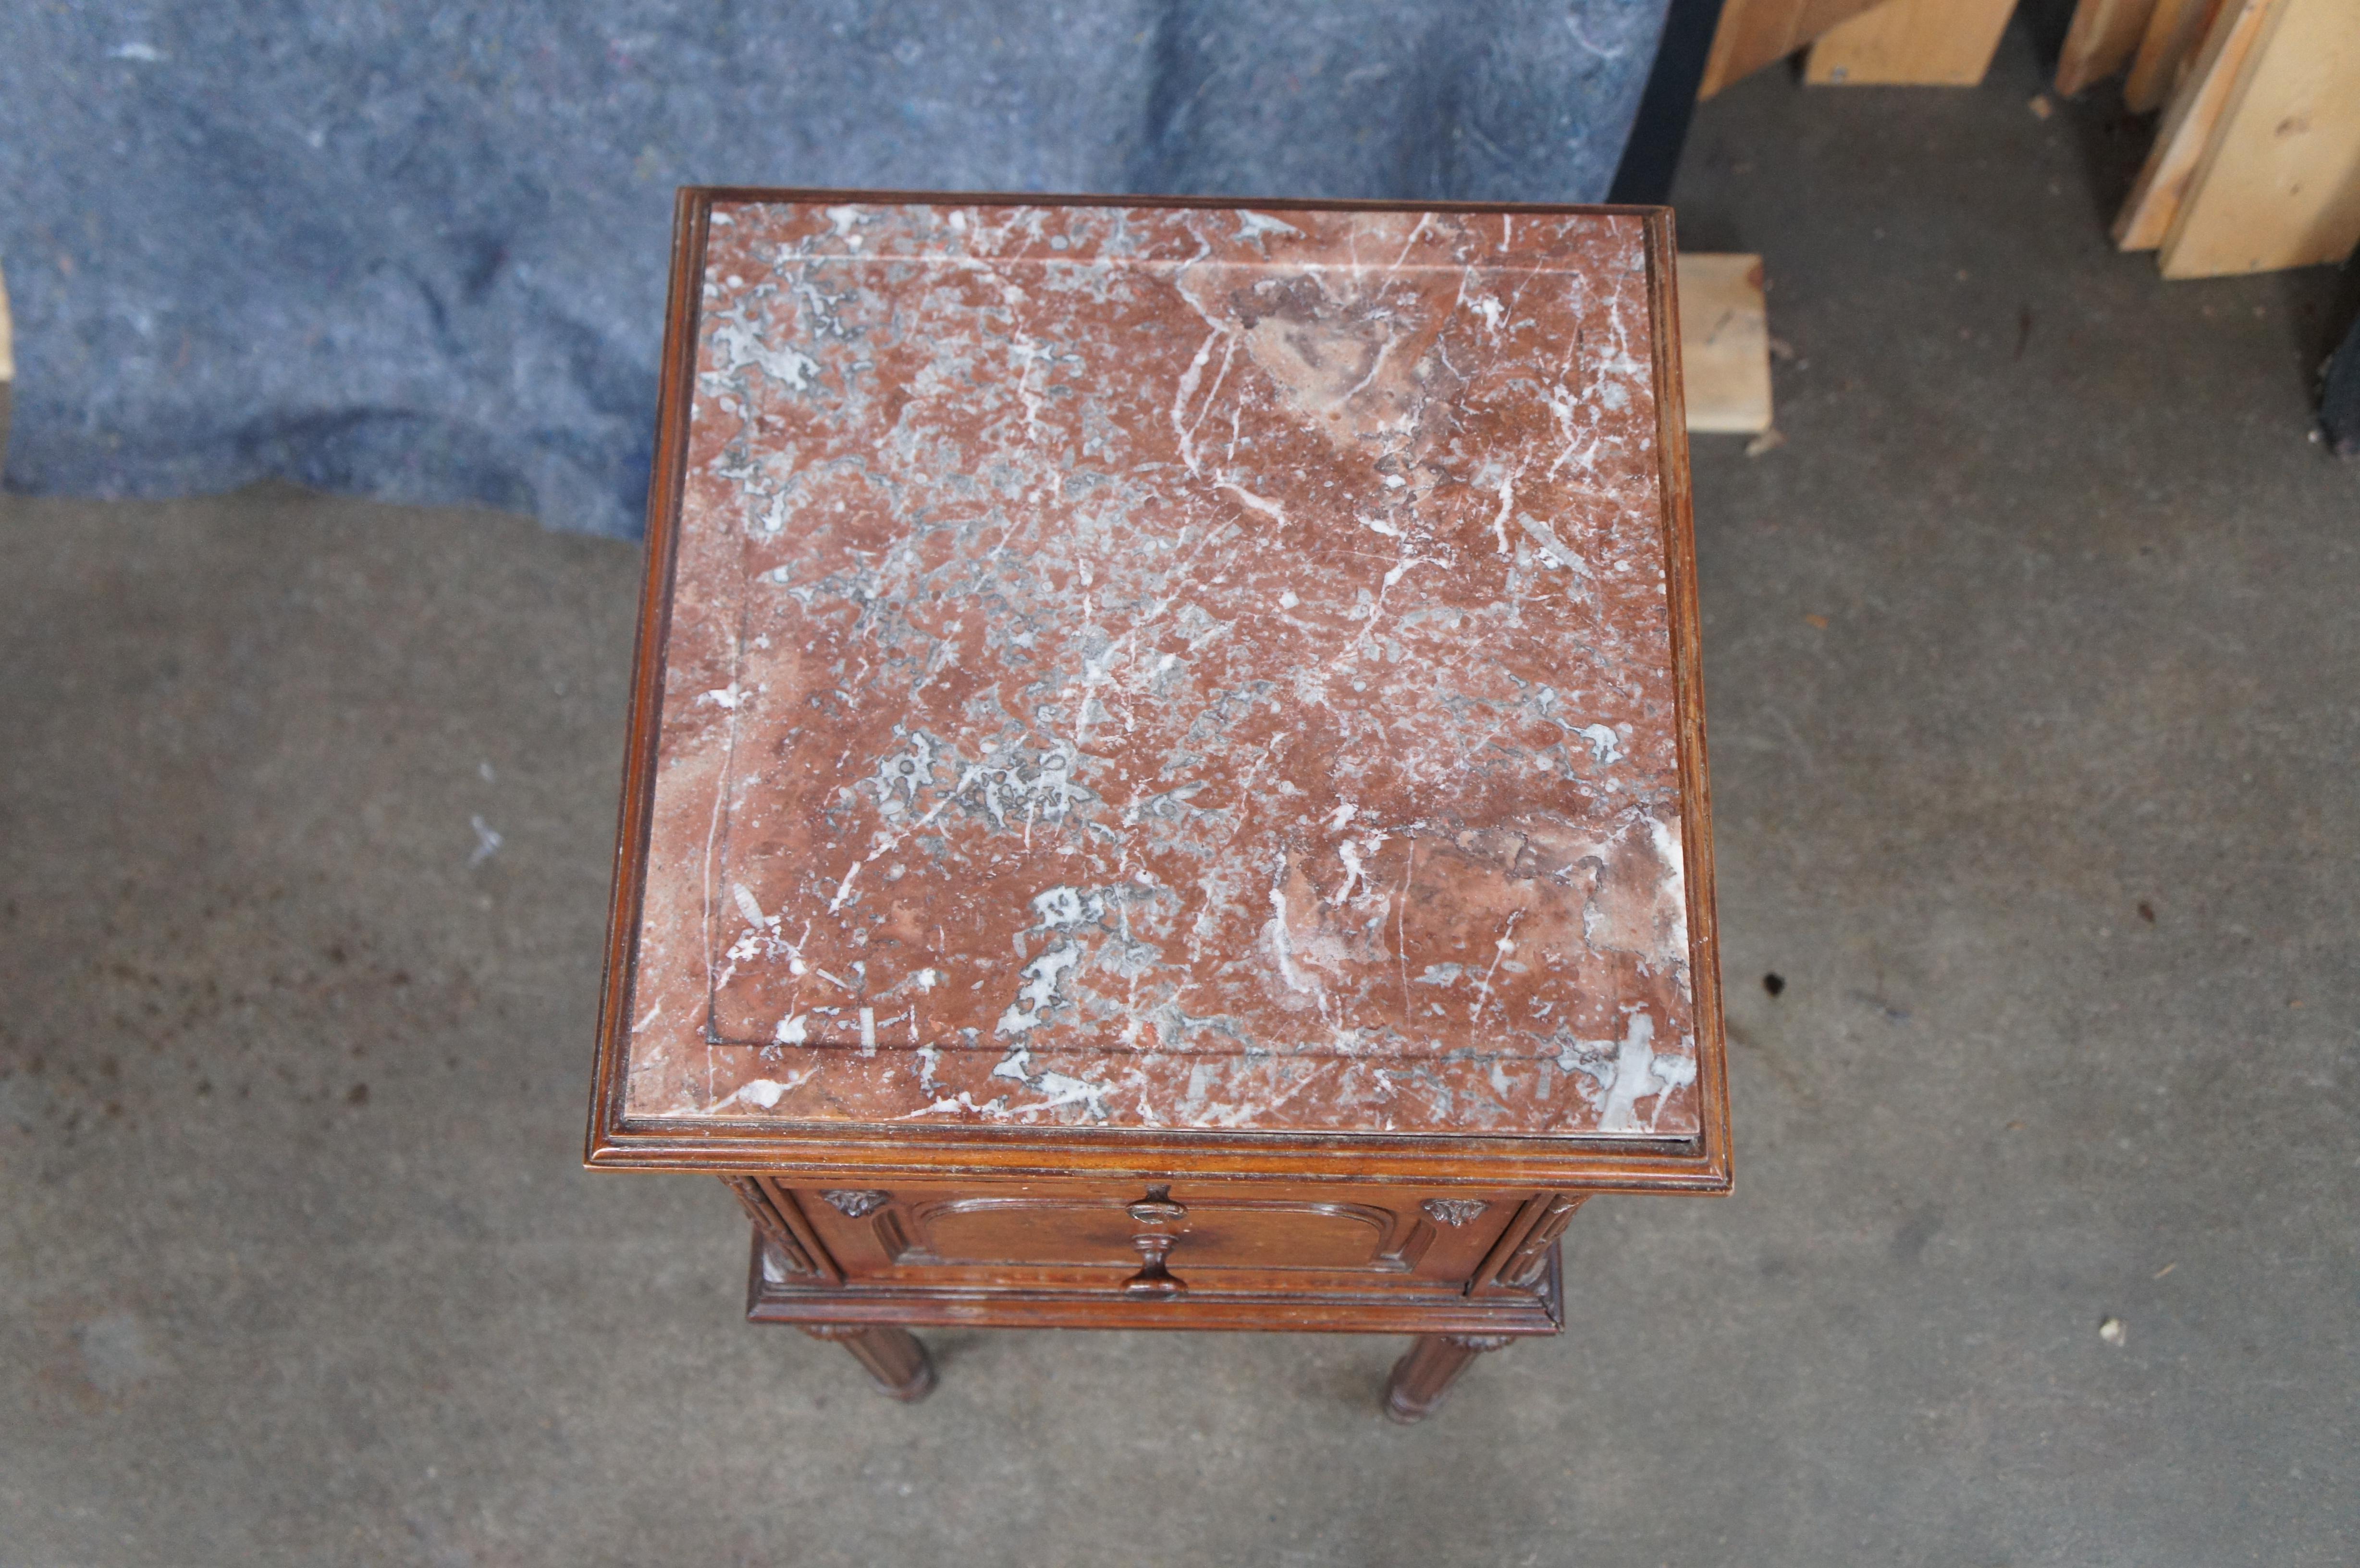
0, 2, 1668, 537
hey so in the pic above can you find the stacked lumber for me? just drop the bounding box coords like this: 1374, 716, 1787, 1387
2093, 0, 2360, 277
2055, 0, 2239, 103
1697, 0, 2357, 279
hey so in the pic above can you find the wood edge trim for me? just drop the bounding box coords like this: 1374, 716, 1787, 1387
745, 1288, 1564, 1335
588, 189, 711, 1169
688, 185, 1670, 218
1644, 211, 1735, 1195
580, 1126, 1729, 1188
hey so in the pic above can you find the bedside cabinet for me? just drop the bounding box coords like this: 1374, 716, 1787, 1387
588, 188, 1729, 1422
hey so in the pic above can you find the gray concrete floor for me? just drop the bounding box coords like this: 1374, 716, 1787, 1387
5, 30, 2358, 1567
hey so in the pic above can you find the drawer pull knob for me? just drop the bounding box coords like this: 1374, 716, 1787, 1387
1123, 1185, 1187, 1297
1125, 1231, 1185, 1296
1127, 1193, 1186, 1226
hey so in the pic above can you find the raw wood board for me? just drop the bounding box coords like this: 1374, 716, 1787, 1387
2114, 0, 2280, 251
2126, 0, 2226, 110
1804, 0, 2019, 86
2160, 0, 2360, 277
2057, 0, 2162, 94
1698, 0, 1888, 97
1677, 254, 1773, 435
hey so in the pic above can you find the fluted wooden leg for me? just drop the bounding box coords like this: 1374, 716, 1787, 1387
801, 1323, 936, 1402
1382, 1333, 1513, 1423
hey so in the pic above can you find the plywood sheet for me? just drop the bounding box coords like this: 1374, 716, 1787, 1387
1803, 0, 2018, 87
1699, 0, 1887, 97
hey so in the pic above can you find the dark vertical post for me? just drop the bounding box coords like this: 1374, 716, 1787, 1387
1608, 0, 1732, 206
801, 1324, 937, 1402
1382, 1334, 1515, 1423
2323, 308, 2360, 457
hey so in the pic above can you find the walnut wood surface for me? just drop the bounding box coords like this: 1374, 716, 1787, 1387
793, 1177, 1516, 1293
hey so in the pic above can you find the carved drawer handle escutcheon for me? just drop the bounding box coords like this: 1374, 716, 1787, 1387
822, 1189, 892, 1219
1123, 1185, 1188, 1297
1421, 1198, 1489, 1227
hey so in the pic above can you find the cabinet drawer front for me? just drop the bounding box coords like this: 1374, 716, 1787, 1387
795, 1181, 1524, 1293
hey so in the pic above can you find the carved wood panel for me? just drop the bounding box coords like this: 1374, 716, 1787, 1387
791, 1179, 1525, 1294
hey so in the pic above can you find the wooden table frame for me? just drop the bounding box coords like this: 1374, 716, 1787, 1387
586, 189, 1731, 1421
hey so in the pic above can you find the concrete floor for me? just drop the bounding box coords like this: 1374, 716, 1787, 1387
5, 30, 2357, 1567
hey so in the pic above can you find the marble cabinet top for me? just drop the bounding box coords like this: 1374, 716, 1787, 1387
608, 193, 1720, 1150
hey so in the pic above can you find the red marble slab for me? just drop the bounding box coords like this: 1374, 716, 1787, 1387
615, 194, 1711, 1142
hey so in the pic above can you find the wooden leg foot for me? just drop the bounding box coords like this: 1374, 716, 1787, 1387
801, 1323, 936, 1402
1382, 1333, 1514, 1423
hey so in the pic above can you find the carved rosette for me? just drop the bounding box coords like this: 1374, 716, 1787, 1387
1421, 1198, 1489, 1227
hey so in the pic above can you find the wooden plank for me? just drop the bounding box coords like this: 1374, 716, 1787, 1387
1803, 0, 2019, 87
2056, 0, 2163, 94
1698, 0, 1888, 98
2160, 0, 2360, 277
2114, 0, 2280, 250
2125, 0, 2225, 110
1676, 253, 1774, 435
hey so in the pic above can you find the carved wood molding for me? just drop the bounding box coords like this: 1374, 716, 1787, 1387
1441, 1334, 1516, 1352
821, 1188, 892, 1219
1501, 1193, 1588, 1287
1421, 1198, 1489, 1227
721, 1175, 817, 1275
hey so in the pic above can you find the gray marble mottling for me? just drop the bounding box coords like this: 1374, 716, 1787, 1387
0, 1, 1668, 537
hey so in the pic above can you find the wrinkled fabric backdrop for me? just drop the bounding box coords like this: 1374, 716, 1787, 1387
0, 2, 1669, 537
